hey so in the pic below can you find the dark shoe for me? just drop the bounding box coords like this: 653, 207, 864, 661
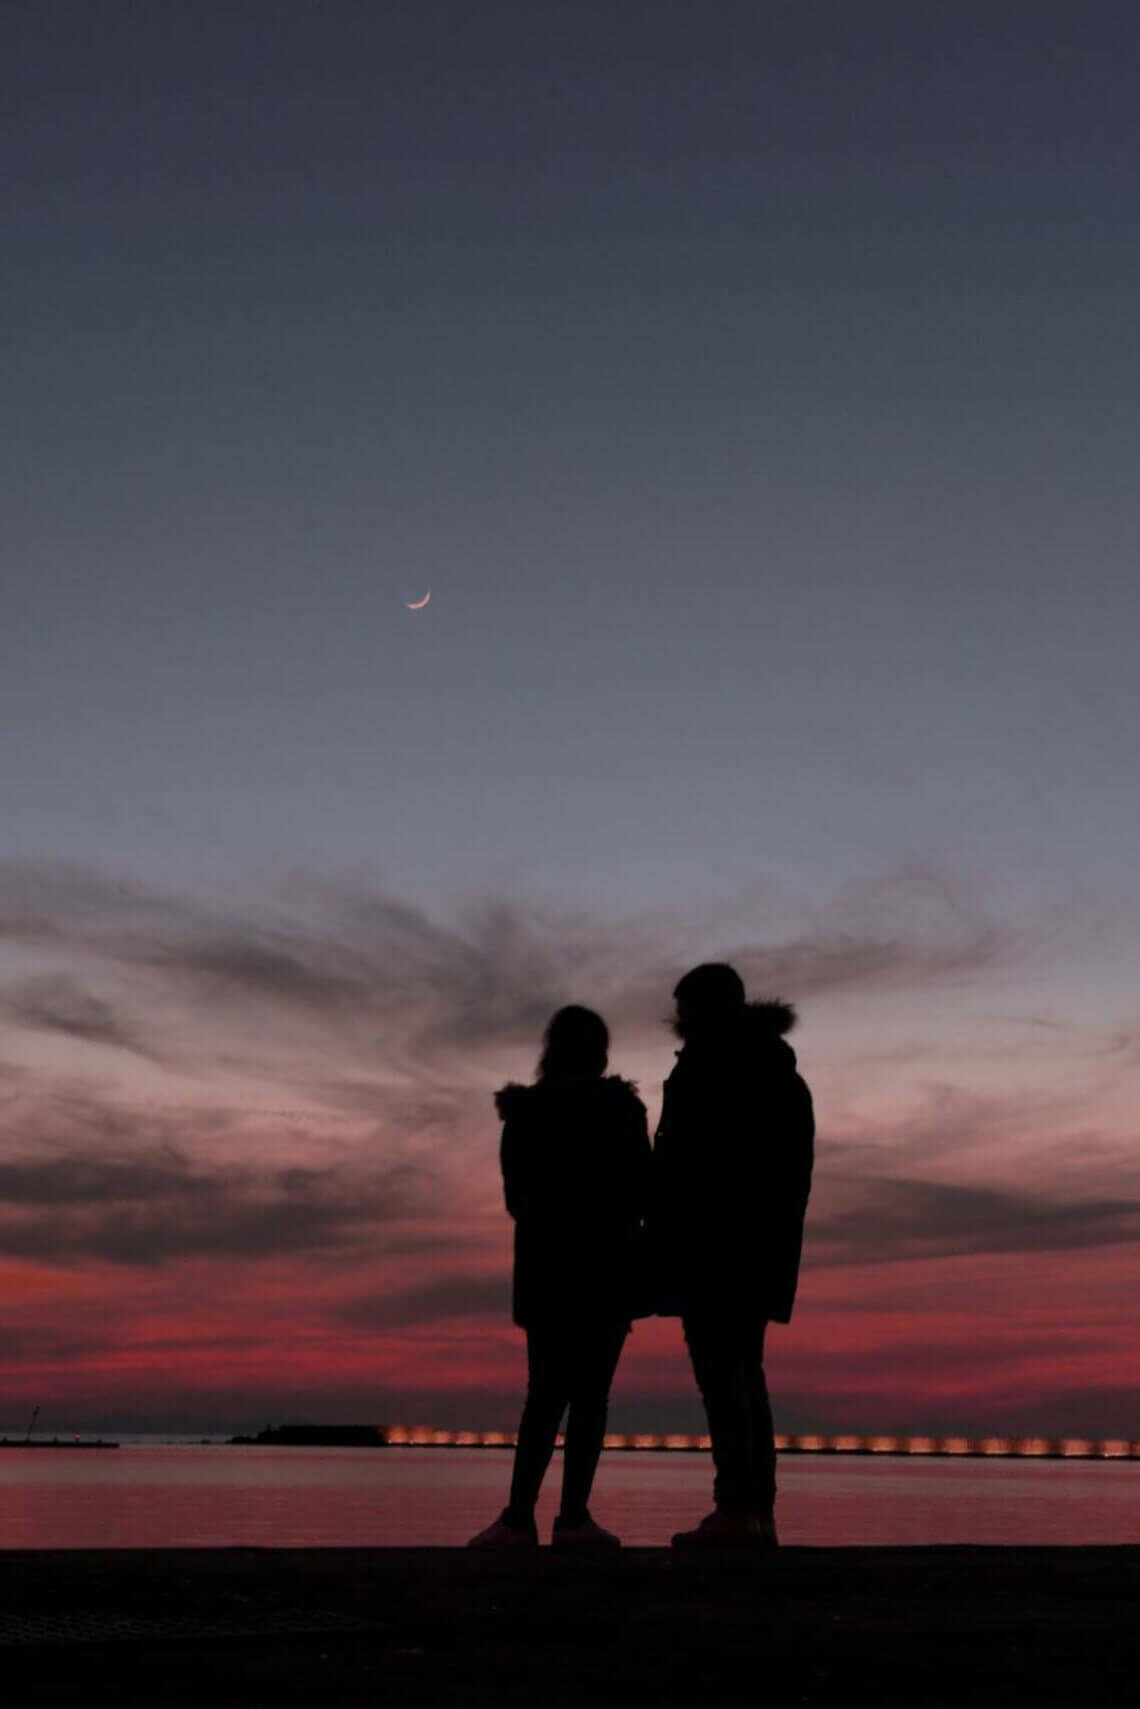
467, 1510, 539, 1548
552, 1512, 621, 1550
670, 1510, 778, 1549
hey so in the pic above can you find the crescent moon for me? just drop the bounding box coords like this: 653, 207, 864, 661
406, 591, 432, 610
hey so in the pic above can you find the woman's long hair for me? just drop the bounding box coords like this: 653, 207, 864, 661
537, 1005, 609, 1081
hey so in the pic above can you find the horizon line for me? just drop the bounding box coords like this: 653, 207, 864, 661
251, 1426, 1140, 1460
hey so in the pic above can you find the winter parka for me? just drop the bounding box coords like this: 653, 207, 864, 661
497, 1074, 652, 1329
650, 1003, 814, 1323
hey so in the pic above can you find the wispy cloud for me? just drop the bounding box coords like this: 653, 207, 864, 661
0, 860, 1115, 1264
336, 1274, 511, 1330
0, 1144, 426, 1266
0, 974, 152, 1058
0, 857, 1024, 1084
810, 1076, 1140, 1266
809, 1175, 1140, 1266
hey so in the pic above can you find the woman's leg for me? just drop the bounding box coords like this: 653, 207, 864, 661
559, 1321, 629, 1524
506, 1324, 568, 1524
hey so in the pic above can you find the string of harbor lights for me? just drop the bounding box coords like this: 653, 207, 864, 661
380, 1428, 1139, 1459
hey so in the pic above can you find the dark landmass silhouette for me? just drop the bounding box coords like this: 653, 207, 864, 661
229, 1423, 389, 1446
0, 1437, 118, 1449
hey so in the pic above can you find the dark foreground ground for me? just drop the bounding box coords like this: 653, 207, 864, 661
1, 1546, 1136, 1707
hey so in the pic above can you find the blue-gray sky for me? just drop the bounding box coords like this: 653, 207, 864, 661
4, 2, 1140, 1434
8, 0, 1140, 906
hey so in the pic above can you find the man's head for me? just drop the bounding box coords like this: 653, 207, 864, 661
672, 962, 746, 1041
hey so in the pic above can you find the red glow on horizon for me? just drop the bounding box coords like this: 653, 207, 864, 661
4, 1237, 1139, 1440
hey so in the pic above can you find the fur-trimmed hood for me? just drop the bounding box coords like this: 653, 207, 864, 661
740, 1000, 799, 1069
742, 999, 797, 1037
495, 1074, 641, 1120
675, 1000, 800, 1071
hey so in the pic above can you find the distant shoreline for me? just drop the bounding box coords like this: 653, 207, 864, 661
225, 1424, 1140, 1460
6, 1428, 1135, 1461
0, 1439, 118, 1451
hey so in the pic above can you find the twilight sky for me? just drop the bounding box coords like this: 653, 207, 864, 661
4, 1, 1139, 1436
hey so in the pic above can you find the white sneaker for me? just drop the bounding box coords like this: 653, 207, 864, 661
467, 1512, 538, 1548
551, 1513, 622, 1550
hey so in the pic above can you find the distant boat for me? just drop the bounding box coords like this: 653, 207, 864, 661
229, 1424, 389, 1446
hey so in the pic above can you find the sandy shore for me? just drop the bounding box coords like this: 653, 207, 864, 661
1, 1546, 1135, 1705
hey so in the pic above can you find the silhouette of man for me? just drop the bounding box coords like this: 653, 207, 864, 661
651, 964, 814, 1546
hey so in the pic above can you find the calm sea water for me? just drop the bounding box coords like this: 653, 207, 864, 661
1, 1447, 1137, 1549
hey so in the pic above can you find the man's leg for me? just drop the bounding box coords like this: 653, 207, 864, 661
737, 1319, 777, 1517
683, 1313, 775, 1518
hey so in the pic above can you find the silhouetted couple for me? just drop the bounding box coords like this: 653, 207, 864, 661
468, 963, 814, 1551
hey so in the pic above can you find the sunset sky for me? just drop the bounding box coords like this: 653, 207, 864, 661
4, 1, 1139, 1437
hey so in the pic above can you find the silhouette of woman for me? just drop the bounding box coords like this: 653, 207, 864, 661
468, 1006, 651, 1549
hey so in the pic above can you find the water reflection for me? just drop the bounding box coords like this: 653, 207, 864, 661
0, 1447, 1137, 1549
